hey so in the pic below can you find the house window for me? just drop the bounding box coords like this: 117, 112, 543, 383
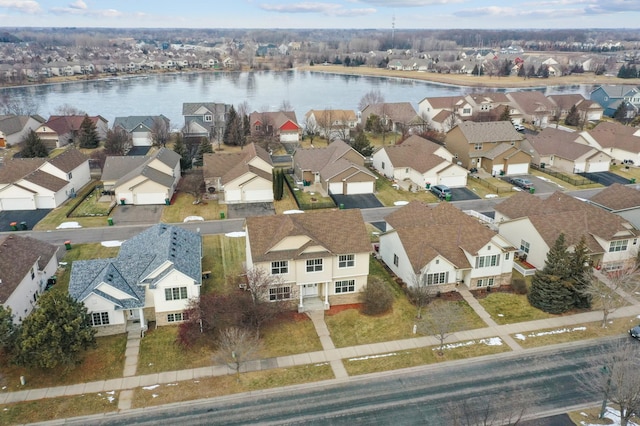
204, 114, 212, 122
67, 172, 72, 179
505, 252, 510, 260
306, 258, 323, 272
269, 286, 291, 301
423, 272, 448, 285
165, 286, 188, 301
167, 312, 188, 323
477, 278, 495, 288
30, 268, 35, 279
474, 143, 482, 151
463, 108, 471, 114
609, 240, 629, 252
393, 254, 399, 266
271, 261, 289, 275
339, 254, 355, 268
475, 254, 500, 268
335, 280, 355, 293
255, 125, 261, 131
91, 312, 110, 326
405, 168, 409, 173
520, 240, 530, 254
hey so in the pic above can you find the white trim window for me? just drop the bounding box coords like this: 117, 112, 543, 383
609, 240, 628, 252
167, 312, 188, 323
204, 114, 212, 122
393, 254, 399, 266
91, 312, 110, 326
335, 280, 355, 293
520, 240, 530, 254
338, 254, 355, 268
306, 258, 323, 272
269, 286, 291, 301
423, 272, 448, 285
271, 260, 289, 275
475, 254, 500, 268
165, 286, 188, 301
477, 277, 495, 287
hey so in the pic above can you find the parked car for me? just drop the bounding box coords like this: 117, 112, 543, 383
630, 324, 640, 340
509, 177, 534, 189
431, 184, 451, 199
514, 123, 525, 132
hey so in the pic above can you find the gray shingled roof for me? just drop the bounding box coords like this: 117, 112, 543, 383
113, 115, 169, 132
102, 148, 179, 188
454, 121, 524, 144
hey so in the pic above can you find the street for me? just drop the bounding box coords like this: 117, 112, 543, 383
76, 337, 622, 426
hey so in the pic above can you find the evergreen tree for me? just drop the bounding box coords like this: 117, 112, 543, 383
77, 115, 100, 148
517, 64, 526, 78
500, 59, 512, 77
565, 105, 581, 126
499, 106, 511, 122
0, 306, 16, 354
14, 292, 96, 370
527, 234, 575, 314
223, 105, 242, 146
173, 133, 191, 170
273, 169, 284, 201
20, 130, 48, 158
351, 130, 374, 157
570, 236, 592, 309
243, 114, 251, 136
194, 137, 213, 167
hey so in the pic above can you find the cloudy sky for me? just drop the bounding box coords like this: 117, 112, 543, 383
6, 0, 640, 29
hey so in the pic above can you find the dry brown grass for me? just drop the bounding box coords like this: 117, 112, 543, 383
0, 393, 118, 424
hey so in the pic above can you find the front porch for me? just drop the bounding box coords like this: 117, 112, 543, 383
298, 282, 330, 313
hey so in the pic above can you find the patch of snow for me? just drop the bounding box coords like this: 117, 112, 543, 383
283, 210, 304, 214
517, 326, 587, 340
514, 333, 526, 341
497, 313, 504, 317
512, 187, 522, 191
480, 337, 503, 346
107, 396, 115, 403
557, 185, 565, 189
225, 231, 246, 238
101, 240, 123, 247
349, 352, 398, 362
485, 194, 498, 198
106, 391, 115, 395
152, 394, 158, 398
56, 221, 82, 229
538, 177, 550, 182
314, 362, 329, 366
183, 216, 204, 223
143, 384, 160, 390
394, 201, 409, 206
581, 406, 639, 426
293, 187, 299, 191
166, 383, 178, 386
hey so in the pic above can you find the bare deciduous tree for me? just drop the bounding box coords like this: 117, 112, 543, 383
180, 169, 205, 203
53, 103, 86, 116
103, 126, 132, 155
241, 267, 287, 336
358, 89, 385, 112
406, 273, 438, 319
213, 327, 261, 383
581, 265, 640, 328
419, 301, 463, 355
304, 120, 320, 145
150, 116, 170, 147
279, 100, 292, 112
443, 392, 528, 426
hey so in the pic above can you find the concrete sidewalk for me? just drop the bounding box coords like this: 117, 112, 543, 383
1, 301, 639, 407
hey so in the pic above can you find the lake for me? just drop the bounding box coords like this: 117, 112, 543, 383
2, 70, 594, 129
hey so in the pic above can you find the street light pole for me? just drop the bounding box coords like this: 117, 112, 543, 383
599, 365, 612, 419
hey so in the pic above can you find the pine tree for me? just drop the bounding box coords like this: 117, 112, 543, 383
223, 105, 243, 146
527, 233, 575, 314
273, 169, 284, 201
565, 105, 580, 126
499, 106, 511, 122
569, 236, 592, 309
351, 130, 373, 157
20, 130, 48, 158
173, 133, 191, 170
194, 137, 213, 167
77, 115, 100, 148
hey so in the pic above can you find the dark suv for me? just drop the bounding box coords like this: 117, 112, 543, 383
431, 184, 451, 199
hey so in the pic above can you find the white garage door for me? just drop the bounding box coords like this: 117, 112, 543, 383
329, 182, 343, 195
0, 197, 36, 210
132, 134, 151, 146
505, 163, 529, 176
346, 181, 374, 195
134, 192, 166, 205
243, 189, 273, 202
586, 161, 609, 173
438, 175, 467, 188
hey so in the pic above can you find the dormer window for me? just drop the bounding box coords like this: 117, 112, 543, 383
204, 114, 212, 122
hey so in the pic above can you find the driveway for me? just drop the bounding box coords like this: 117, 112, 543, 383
226, 202, 275, 219
501, 175, 560, 194
0, 209, 52, 232
110, 204, 163, 226
578, 171, 631, 186
449, 187, 480, 201
127, 146, 151, 156
330, 194, 383, 209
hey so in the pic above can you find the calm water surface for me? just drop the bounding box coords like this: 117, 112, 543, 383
4, 70, 594, 128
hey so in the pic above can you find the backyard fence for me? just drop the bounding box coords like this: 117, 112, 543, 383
530, 164, 595, 186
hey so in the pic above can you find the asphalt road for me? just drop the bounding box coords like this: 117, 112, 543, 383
73, 337, 624, 426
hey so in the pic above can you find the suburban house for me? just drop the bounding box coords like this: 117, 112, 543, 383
588, 184, 640, 230
101, 148, 180, 205
0, 235, 58, 324
577, 121, 640, 164
495, 191, 639, 272
202, 142, 274, 204
444, 121, 531, 175
506, 91, 555, 128
0, 115, 45, 147
547, 94, 604, 122
249, 111, 302, 143
304, 109, 358, 141
360, 102, 419, 133
464, 92, 520, 123
590, 85, 640, 117
35, 115, 109, 150
372, 135, 468, 189
244, 209, 371, 311
292, 139, 377, 195
69, 224, 202, 335
182, 102, 231, 141
113, 115, 171, 147
417, 96, 467, 132
0, 147, 90, 211
522, 127, 611, 173
379, 201, 516, 291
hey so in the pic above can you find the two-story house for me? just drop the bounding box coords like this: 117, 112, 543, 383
182, 102, 232, 142
380, 201, 516, 291
0, 114, 46, 147
113, 115, 171, 147
304, 109, 358, 141
245, 209, 371, 312
417, 96, 467, 132
590, 85, 640, 117
360, 102, 419, 134
444, 121, 531, 175
249, 111, 302, 143
506, 91, 556, 128
577, 121, 640, 164
35, 115, 108, 150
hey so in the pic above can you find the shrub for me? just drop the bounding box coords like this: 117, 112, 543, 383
360, 276, 394, 315
512, 278, 528, 295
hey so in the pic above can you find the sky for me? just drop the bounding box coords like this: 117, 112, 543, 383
4, 0, 640, 29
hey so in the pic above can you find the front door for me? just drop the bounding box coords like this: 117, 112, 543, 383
129, 309, 140, 322
302, 283, 319, 297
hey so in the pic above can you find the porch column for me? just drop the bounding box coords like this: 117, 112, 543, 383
139, 308, 146, 337
299, 284, 304, 310
324, 282, 330, 309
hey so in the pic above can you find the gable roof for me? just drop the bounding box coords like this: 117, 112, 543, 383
182, 102, 230, 116
246, 209, 371, 263
305, 109, 357, 123
43, 115, 106, 135
102, 148, 179, 187
507, 91, 555, 115
384, 201, 502, 272
113, 115, 170, 132
362, 102, 417, 123
452, 121, 524, 143
592, 85, 640, 99
589, 183, 640, 211
0, 235, 58, 304
294, 139, 373, 179
527, 127, 593, 160
250, 111, 300, 131
0, 158, 46, 184
381, 135, 450, 173
47, 147, 88, 172
0, 115, 45, 136
203, 143, 273, 185
584, 121, 640, 151
419, 96, 465, 109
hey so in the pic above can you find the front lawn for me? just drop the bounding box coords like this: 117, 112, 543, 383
33, 181, 109, 230
160, 192, 224, 223
373, 171, 439, 206
201, 234, 246, 294
261, 313, 323, 357
478, 292, 555, 325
